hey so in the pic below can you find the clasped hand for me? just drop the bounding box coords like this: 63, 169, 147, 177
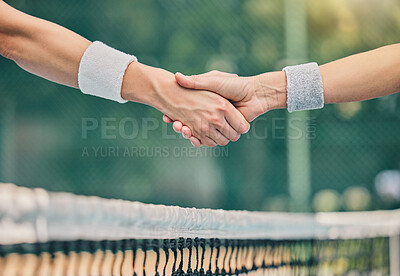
163, 70, 287, 147
121, 63, 286, 147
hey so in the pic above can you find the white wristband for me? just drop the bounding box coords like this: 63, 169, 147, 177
283, 62, 324, 112
78, 41, 137, 103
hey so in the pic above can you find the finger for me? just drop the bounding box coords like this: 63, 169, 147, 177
173, 121, 183, 133
225, 104, 251, 134
203, 136, 218, 147
181, 126, 192, 139
209, 128, 230, 146
217, 120, 241, 142
175, 72, 196, 89
175, 72, 243, 102
175, 72, 224, 91
163, 115, 174, 123
190, 136, 202, 147
194, 71, 238, 78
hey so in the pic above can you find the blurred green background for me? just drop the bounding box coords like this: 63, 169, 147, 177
1, 0, 400, 212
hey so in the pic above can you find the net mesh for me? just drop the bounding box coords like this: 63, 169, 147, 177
0, 238, 392, 276
0, 184, 399, 276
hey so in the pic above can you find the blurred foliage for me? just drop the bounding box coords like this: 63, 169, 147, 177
0, 0, 400, 211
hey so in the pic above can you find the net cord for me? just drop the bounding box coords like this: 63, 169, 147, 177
1, 183, 400, 245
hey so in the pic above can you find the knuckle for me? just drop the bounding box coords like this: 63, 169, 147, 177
210, 115, 222, 126
205, 140, 215, 147
194, 117, 205, 129
220, 139, 229, 146
232, 133, 240, 142
215, 99, 228, 111
199, 124, 210, 134
239, 123, 250, 134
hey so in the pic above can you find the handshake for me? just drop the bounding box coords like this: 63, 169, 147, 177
2, 1, 396, 148
80, 43, 326, 146
121, 62, 288, 147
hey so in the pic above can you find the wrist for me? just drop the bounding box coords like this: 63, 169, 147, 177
253, 71, 287, 112
121, 62, 162, 108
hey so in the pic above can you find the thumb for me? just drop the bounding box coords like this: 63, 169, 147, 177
175, 72, 223, 92
175, 72, 245, 102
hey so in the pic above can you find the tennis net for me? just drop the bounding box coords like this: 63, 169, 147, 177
1, 183, 399, 275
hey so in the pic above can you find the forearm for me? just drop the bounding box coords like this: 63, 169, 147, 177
0, 1, 91, 88
256, 44, 400, 112
0, 2, 159, 106
320, 44, 400, 103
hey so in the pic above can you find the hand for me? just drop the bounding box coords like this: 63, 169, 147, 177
163, 70, 287, 146
121, 63, 250, 147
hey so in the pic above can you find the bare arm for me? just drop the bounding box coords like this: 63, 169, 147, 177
0, 1, 91, 88
319, 44, 400, 103
0, 1, 249, 146
250, 44, 400, 110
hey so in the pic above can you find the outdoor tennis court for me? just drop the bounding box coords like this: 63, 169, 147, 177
1, 0, 400, 275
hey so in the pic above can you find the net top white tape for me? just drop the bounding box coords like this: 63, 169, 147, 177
1, 183, 400, 245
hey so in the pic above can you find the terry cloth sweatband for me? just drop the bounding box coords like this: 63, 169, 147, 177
283, 62, 324, 112
78, 41, 138, 103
